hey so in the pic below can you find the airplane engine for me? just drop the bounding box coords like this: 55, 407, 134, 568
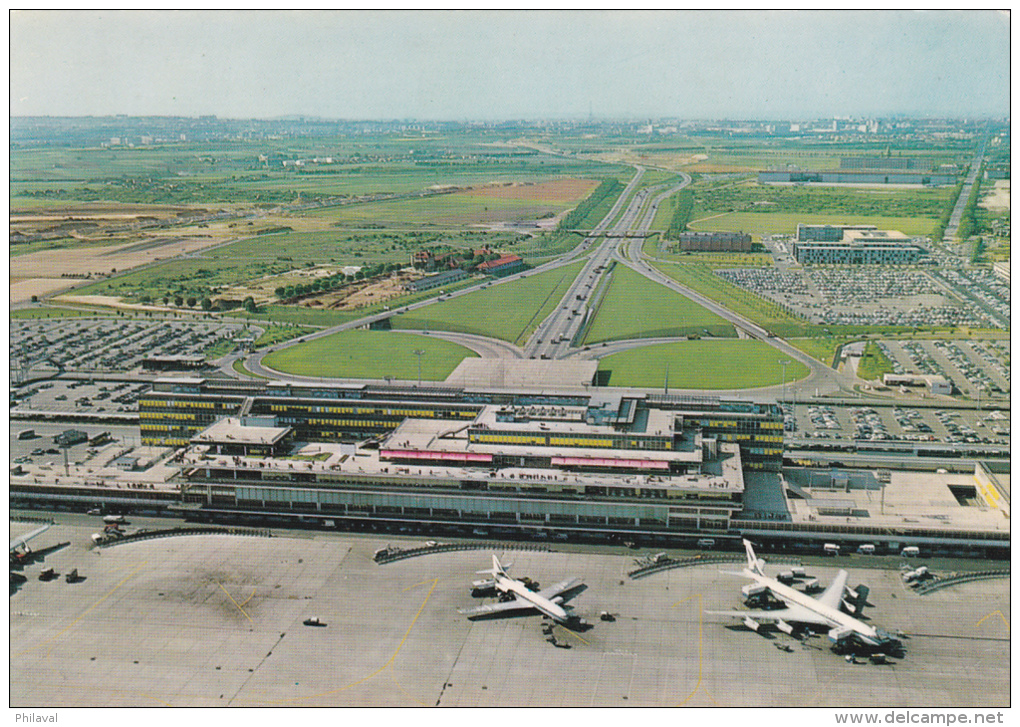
742, 583, 767, 600
828, 626, 853, 644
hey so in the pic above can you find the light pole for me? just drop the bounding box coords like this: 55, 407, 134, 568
779, 359, 791, 410
412, 349, 426, 387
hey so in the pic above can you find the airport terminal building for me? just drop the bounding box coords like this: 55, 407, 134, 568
136, 378, 785, 539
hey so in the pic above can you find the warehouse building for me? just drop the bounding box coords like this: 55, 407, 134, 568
676, 230, 752, 252
760, 170, 957, 186
401, 268, 468, 293
476, 254, 525, 277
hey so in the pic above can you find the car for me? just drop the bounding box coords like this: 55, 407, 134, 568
87, 508, 102, 515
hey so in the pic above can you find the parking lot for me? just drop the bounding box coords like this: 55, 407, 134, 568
11, 378, 151, 417
716, 263, 1005, 329
11, 318, 245, 376
878, 339, 1010, 399
10, 423, 152, 477
787, 402, 1008, 448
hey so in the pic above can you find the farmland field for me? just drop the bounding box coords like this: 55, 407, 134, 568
260, 329, 476, 381
391, 260, 585, 344
598, 339, 810, 389
582, 264, 736, 344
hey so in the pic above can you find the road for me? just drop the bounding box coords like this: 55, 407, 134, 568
230, 163, 867, 402
945, 134, 988, 242
525, 171, 687, 360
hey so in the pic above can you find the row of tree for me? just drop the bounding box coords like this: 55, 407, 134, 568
558, 178, 623, 230
930, 180, 964, 243
664, 190, 695, 238
274, 262, 403, 301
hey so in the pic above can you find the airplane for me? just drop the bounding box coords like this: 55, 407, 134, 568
10, 524, 68, 569
10, 523, 52, 554
458, 555, 587, 628
707, 539, 903, 656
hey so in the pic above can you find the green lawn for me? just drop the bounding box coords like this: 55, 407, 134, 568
787, 337, 853, 367
583, 265, 736, 344
856, 341, 896, 381
10, 306, 115, 319
391, 260, 584, 344
598, 340, 810, 389
260, 329, 476, 381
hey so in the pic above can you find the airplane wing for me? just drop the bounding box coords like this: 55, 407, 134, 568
10, 524, 51, 551
536, 577, 584, 602
458, 599, 535, 619
816, 569, 849, 611
705, 605, 834, 627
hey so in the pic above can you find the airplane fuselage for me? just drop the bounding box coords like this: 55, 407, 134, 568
496, 575, 569, 622
749, 569, 879, 641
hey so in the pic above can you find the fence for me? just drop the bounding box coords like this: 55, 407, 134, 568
374, 540, 550, 564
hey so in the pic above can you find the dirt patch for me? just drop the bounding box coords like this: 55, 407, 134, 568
979, 181, 1010, 212
51, 294, 181, 314
462, 178, 599, 204
221, 268, 421, 311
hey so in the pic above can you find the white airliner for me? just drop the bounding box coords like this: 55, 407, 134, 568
458, 555, 586, 627
10, 524, 52, 553
708, 539, 902, 654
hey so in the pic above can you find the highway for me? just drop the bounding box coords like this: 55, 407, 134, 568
525, 172, 689, 360
232, 162, 865, 403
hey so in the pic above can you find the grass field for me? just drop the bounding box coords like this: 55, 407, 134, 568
9, 306, 115, 319
856, 341, 896, 381
391, 260, 584, 344
260, 329, 476, 381
786, 337, 852, 367
598, 340, 810, 389
583, 265, 736, 344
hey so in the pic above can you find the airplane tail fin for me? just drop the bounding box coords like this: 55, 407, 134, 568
743, 539, 765, 575
476, 554, 511, 577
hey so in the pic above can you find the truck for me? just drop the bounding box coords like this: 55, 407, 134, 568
102, 515, 125, 524
822, 543, 840, 556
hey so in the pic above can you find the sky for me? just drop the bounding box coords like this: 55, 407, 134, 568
9, 10, 1011, 120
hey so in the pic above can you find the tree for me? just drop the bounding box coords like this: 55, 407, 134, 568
201, 297, 213, 311
243, 296, 257, 313
275, 286, 286, 298
174, 296, 184, 307
186, 296, 197, 308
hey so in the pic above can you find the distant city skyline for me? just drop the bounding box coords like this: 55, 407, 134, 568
10, 10, 1010, 120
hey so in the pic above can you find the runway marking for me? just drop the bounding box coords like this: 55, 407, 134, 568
237, 587, 257, 608
389, 669, 430, 707
672, 593, 713, 707
554, 624, 590, 646
975, 610, 1010, 631
257, 577, 439, 705
14, 560, 147, 658
219, 583, 253, 624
